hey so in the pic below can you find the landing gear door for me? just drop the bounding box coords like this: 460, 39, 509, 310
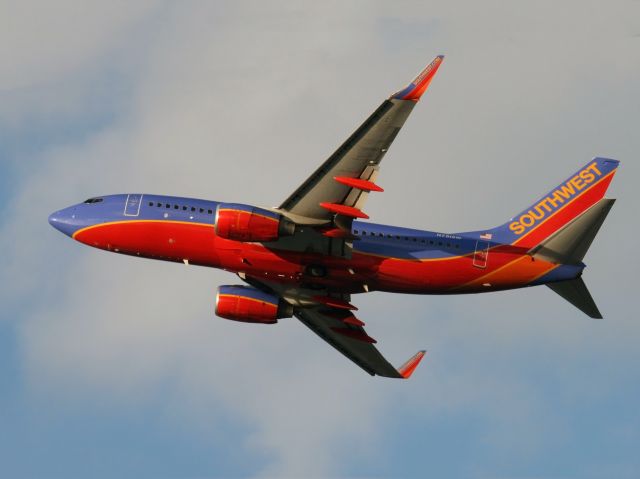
124, 194, 143, 217
473, 240, 490, 269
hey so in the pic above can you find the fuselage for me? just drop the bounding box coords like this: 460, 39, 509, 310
48, 193, 582, 295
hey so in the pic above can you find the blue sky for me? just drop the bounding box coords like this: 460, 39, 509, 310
1, 1, 639, 477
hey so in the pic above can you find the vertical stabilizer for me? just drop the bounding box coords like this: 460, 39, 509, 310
491, 158, 619, 248
546, 277, 602, 319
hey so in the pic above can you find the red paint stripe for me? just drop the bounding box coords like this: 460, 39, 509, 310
513, 170, 615, 248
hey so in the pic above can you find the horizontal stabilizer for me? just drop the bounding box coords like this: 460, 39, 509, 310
547, 277, 603, 319
533, 198, 615, 264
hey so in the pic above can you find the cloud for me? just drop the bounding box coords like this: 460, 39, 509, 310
2, 1, 639, 477
0, 0, 159, 91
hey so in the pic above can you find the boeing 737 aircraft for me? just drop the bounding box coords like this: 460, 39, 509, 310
49, 56, 619, 378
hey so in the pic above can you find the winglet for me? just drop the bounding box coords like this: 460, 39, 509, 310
397, 350, 427, 379
391, 55, 444, 101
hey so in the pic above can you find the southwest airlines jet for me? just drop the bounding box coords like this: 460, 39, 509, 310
49, 56, 619, 379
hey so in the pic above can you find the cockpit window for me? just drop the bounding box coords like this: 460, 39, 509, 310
84, 198, 103, 204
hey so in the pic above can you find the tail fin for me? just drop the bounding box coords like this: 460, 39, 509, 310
547, 277, 602, 318
492, 157, 619, 249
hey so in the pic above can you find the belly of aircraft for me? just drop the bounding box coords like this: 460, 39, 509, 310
74, 220, 563, 294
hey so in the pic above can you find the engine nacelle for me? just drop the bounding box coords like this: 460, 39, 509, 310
215, 285, 293, 324
215, 203, 295, 242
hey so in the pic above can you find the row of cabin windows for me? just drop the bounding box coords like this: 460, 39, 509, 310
352, 229, 461, 249
149, 201, 213, 215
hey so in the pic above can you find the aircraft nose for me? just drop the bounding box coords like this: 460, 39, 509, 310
48, 206, 80, 237
48, 211, 60, 227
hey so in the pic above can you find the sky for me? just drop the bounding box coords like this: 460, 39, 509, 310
1, 1, 639, 477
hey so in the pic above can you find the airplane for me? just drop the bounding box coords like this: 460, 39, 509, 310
48, 55, 620, 379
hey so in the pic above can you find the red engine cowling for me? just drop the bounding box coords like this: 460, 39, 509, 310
215, 285, 293, 324
215, 203, 295, 242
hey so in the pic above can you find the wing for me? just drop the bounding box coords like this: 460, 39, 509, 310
277, 55, 444, 225
295, 306, 426, 378
240, 275, 426, 378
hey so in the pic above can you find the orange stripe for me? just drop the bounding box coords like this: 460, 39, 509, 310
454, 256, 558, 291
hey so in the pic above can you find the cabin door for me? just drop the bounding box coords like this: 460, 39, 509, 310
473, 240, 490, 268
124, 194, 143, 217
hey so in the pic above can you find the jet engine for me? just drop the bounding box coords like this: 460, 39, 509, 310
215, 203, 295, 242
215, 285, 293, 324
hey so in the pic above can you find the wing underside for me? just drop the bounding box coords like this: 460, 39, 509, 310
277, 55, 444, 226
295, 307, 404, 377
242, 276, 426, 378
278, 99, 415, 223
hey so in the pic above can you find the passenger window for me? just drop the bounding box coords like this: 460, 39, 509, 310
156, 202, 162, 207
148, 202, 153, 207
174, 205, 179, 209
191, 207, 196, 212
165, 204, 171, 208
199, 208, 204, 213
183, 206, 187, 211
208, 209, 213, 214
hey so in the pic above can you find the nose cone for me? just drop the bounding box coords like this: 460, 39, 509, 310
48, 206, 81, 237
48, 211, 60, 227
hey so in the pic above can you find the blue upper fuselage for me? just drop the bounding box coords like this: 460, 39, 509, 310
48, 194, 221, 237
48, 194, 473, 259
